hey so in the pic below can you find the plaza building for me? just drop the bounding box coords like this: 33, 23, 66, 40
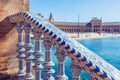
49, 13, 120, 34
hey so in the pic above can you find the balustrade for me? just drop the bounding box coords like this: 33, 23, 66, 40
16, 22, 87, 80
12, 12, 120, 80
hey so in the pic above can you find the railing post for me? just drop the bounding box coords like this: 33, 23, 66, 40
43, 36, 55, 80
33, 31, 44, 80
55, 47, 68, 80
24, 23, 34, 80
16, 22, 26, 80
70, 60, 82, 80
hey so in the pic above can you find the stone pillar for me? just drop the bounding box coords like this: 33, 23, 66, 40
43, 36, 55, 80
55, 47, 68, 80
16, 23, 26, 80
33, 31, 44, 80
24, 23, 34, 80
70, 61, 82, 80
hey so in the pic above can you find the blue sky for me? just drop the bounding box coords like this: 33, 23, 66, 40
30, 0, 120, 22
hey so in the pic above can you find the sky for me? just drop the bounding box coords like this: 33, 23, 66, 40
30, 0, 120, 22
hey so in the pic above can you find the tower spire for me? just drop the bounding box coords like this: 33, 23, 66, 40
49, 12, 54, 23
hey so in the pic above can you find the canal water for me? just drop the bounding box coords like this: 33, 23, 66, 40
33, 37, 120, 80
77, 37, 120, 80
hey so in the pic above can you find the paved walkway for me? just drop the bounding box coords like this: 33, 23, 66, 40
67, 32, 120, 40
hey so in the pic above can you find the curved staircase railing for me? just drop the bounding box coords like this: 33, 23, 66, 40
9, 11, 120, 80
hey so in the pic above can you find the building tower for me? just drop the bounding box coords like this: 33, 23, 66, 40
90, 17, 102, 33
49, 13, 54, 23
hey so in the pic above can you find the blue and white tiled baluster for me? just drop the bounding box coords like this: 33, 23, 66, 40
55, 46, 68, 80
70, 60, 82, 80
43, 36, 55, 80
24, 23, 34, 80
16, 22, 26, 80
33, 30, 44, 80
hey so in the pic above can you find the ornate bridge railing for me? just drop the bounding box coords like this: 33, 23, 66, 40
9, 11, 120, 80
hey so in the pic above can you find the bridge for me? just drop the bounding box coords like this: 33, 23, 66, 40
3, 11, 119, 80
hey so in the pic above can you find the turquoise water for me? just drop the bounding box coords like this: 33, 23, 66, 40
77, 37, 120, 80
78, 37, 120, 70
33, 37, 120, 80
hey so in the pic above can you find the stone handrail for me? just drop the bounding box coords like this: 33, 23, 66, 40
9, 11, 120, 80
